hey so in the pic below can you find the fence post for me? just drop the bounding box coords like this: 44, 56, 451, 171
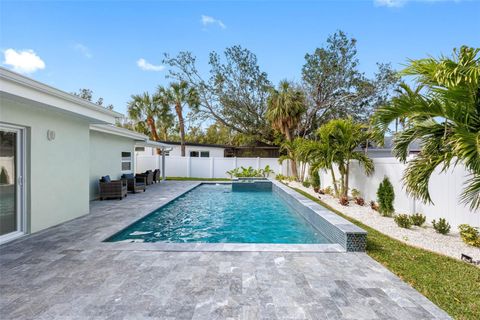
256, 157, 260, 170
234, 157, 237, 169
210, 157, 214, 178
187, 156, 191, 177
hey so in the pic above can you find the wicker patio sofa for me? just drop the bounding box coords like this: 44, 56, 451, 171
137, 170, 154, 185
121, 173, 146, 193
98, 175, 127, 200
152, 169, 161, 183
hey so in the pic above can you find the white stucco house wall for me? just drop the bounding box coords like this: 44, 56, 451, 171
137, 142, 226, 158
0, 67, 169, 244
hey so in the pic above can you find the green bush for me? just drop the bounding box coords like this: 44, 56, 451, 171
275, 173, 286, 181
432, 218, 451, 235
377, 177, 395, 217
410, 213, 426, 227
394, 214, 412, 229
351, 188, 361, 199
302, 181, 311, 188
458, 224, 480, 247
324, 186, 334, 196
309, 168, 320, 189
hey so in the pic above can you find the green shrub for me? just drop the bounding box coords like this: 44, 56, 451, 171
410, 213, 426, 227
394, 214, 412, 229
324, 186, 333, 196
458, 224, 480, 247
309, 168, 320, 189
432, 218, 451, 235
275, 173, 286, 181
351, 188, 361, 199
302, 181, 311, 188
377, 177, 395, 217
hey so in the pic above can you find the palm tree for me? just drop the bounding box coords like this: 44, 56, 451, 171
304, 119, 374, 197
267, 81, 306, 178
158, 82, 199, 157
371, 46, 480, 210
127, 92, 164, 141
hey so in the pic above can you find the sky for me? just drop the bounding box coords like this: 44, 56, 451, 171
1, 0, 479, 115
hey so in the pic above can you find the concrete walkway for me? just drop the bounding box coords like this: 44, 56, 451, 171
0, 181, 451, 319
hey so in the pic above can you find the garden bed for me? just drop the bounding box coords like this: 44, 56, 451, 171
288, 181, 480, 262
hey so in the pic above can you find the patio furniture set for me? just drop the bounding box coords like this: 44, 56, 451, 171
98, 169, 161, 200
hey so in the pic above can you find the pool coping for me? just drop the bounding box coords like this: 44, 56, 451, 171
97, 180, 366, 253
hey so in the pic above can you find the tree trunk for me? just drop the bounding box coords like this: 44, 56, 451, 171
344, 161, 350, 198
175, 103, 186, 157
284, 128, 298, 179
330, 167, 339, 196
146, 117, 161, 155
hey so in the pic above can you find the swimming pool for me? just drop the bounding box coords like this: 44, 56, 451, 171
106, 183, 331, 244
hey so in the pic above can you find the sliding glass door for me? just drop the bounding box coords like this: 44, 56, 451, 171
0, 124, 25, 243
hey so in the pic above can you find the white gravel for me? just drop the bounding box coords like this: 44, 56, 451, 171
287, 181, 480, 264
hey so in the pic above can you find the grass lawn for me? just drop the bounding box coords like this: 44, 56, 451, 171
292, 187, 480, 320
166, 176, 231, 181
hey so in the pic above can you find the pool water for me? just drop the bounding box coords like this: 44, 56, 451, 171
106, 184, 331, 244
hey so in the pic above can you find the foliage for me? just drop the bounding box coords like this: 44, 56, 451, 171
302, 181, 311, 188
127, 92, 172, 142
355, 197, 365, 206
275, 173, 286, 181
300, 31, 399, 136
324, 186, 334, 196
309, 167, 320, 189
458, 224, 480, 247
371, 46, 480, 210
432, 218, 451, 235
157, 81, 199, 156
278, 138, 306, 180
410, 213, 426, 227
394, 214, 412, 229
226, 166, 274, 178
351, 188, 361, 198
292, 187, 480, 320
377, 177, 395, 217
164, 46, 273, 143
339, 196, 349, 206
72, 88, 114, 110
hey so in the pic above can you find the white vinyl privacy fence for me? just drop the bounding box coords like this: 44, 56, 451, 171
319, 157, 479, 228
135, 155, 289, 179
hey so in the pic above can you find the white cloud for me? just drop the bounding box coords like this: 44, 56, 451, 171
2, 49, 45, 74
201, 15, 226, 29
374, 0, 461, 7
136, 58, 165, 72
73, 43, 92, 58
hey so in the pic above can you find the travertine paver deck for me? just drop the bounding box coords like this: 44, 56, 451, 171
0, 181, 451, 319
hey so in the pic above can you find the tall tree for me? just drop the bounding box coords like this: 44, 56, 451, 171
157, 82, 199, 156
267, 81, 306, 178
372, 46, 480, 210
72, 88, 114, 110
163, 45, 273, 143
300, 31, 399, 136
127, 92, 167, 141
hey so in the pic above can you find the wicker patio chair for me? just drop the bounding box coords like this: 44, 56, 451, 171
121, 173, 146, 193
98, 175, 127, 200
136, 170, 153, 185
152, 169, 161, 183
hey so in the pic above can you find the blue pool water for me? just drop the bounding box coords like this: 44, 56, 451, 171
106, 184, 331, 244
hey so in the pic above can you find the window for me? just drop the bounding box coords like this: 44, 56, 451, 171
189, 151, 210, 158
135, 146, 145, 152
121, 152, 132, 171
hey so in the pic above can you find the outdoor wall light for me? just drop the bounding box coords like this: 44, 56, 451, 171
47, 130, 56, 141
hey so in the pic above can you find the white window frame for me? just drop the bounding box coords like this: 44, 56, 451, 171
121, 151, 132, 172
189, 150, 210, 158
0, 123, 27, 245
